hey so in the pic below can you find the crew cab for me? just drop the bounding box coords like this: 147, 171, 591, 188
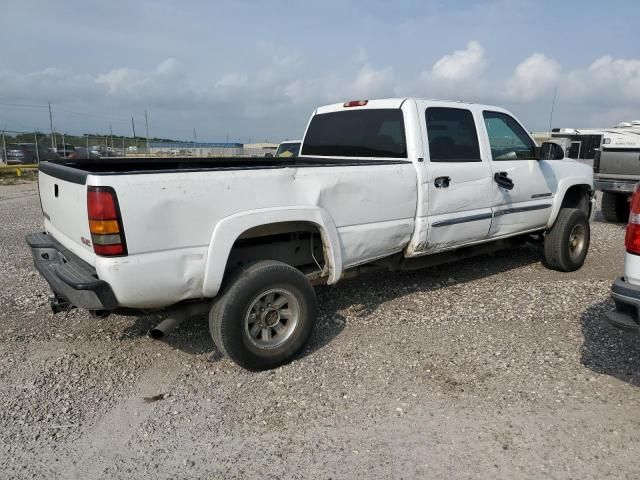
28, 98, 594, 370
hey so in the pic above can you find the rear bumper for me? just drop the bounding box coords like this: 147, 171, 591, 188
595, 179, 636, 194
26, 232, 118, 311
607, 276, 640, 333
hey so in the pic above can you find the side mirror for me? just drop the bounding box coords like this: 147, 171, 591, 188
539, 141, 565, 160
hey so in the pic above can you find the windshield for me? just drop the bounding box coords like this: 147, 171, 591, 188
275, 142, 301, 158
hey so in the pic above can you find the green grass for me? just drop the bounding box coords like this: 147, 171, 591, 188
0, 169, 38, 185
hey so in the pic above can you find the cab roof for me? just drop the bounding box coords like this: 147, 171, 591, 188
314, 98, 510, 115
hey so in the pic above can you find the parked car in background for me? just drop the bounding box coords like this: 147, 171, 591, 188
594, 125, 640, 222
89, 145, 119, 157
607, 183, 640, 333
67, 147, 100, 161
5, 143, 52, 164
275, 140, 301, 158
553, 123, 640, 222
55, 144, 77, 160
28, 98, 594, 370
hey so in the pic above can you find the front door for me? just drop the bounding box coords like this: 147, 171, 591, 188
419, 104, 494, 252
481, 110, 556, 237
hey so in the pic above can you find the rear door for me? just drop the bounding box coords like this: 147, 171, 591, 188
481, 110, 554, 237
418, 103, 494, 251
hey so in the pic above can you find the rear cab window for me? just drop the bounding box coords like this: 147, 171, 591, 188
301, 109, 407, 158
483, 111, 536, 160
425, 107, 481, 162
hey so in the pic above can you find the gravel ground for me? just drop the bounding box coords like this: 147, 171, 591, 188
1, 182, 639, 479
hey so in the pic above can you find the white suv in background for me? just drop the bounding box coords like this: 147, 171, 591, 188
608, 183, 640, 333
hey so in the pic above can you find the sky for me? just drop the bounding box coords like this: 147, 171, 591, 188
1, 0, 640, 142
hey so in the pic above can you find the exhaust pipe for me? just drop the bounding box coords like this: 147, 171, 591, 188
149, 301, 211, 339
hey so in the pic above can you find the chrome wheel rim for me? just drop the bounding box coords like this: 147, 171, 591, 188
568, 224, 586, 261
244, 288, 300, 349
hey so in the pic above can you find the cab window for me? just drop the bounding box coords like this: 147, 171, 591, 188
483, 111, 536, 160
425, 107, 481, 162
301, 109, 407, 158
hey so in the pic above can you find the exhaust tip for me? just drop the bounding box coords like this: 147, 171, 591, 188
149, 328, 165, 339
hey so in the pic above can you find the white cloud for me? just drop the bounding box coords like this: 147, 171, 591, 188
505, 53, 561, 102
348, 65, 395, 98
2, 42, 640, 138
412, 41, 488, 100
430, 41, 486, 81
561, 56, 640, 103
156, 58, 179, 76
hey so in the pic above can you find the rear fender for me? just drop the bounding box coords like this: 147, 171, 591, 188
202, 206, 342, 297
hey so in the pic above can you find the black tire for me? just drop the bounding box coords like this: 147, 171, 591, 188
209, 260, 317, 370
601, 192, 630, 223
544, 208, 590, 272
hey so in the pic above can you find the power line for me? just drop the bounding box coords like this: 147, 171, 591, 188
0, 101, 49, 109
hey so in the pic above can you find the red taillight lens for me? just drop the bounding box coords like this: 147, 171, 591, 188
87, 187, 127, 256
343, 100, 368, 107
88, 190, 118, 219
625, 184, 640, 255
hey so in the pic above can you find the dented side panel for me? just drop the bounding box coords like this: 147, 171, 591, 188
88, 161, 417, 305
95, 247, 208, 308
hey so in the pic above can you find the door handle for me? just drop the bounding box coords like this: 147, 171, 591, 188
434, 176, 451, 188
494, 172, 514, 190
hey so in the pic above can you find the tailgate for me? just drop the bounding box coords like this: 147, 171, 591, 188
599, 148, 640, 177
39, 168, 96, 266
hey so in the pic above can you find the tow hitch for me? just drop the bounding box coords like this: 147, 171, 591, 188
50, 294, 75, 314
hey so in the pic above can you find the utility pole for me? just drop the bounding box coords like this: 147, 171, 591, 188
109, 123, 114, 151
131, 117, 137, 154
193, 128, 197, 154
1, 126, 6, 164
62, 132, 66, 157
548, 86, 557, 139
34, 133, 40, 163
48, 102, 56, 148
144, 109, 150, 156
86, 134, 89, 156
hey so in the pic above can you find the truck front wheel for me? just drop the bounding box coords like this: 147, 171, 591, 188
601, 192, 630, 223
209, 260, 317, 370
543, 208, 590, 272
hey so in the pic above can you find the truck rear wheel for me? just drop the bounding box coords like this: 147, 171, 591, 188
209, 260, 317, 370
544, 208, 590, 272
601, 192, 630, 223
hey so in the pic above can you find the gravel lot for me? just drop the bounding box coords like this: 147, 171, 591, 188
1, 181, 639, 479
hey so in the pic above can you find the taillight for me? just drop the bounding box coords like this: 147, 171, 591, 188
625, 184, 640, 255
87, 186, 127, 256
343, 100, 368, 107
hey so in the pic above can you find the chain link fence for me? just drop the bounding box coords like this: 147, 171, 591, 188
1, 129, 278, 164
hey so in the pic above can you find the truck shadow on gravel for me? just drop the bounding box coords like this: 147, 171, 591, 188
581, 300, 640, 387
120, 244, 542, 363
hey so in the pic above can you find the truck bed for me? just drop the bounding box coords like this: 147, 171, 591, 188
39, 157, 294, 181
40, 156, 406, 183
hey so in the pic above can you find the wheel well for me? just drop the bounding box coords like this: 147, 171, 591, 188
226, 221, 327, 278
560, 184, 592, 216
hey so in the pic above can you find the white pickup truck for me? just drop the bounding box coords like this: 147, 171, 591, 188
28, 98, 594, 370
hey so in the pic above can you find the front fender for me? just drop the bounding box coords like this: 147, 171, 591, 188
202, 206, 343, 297
546, 175, 594, 229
